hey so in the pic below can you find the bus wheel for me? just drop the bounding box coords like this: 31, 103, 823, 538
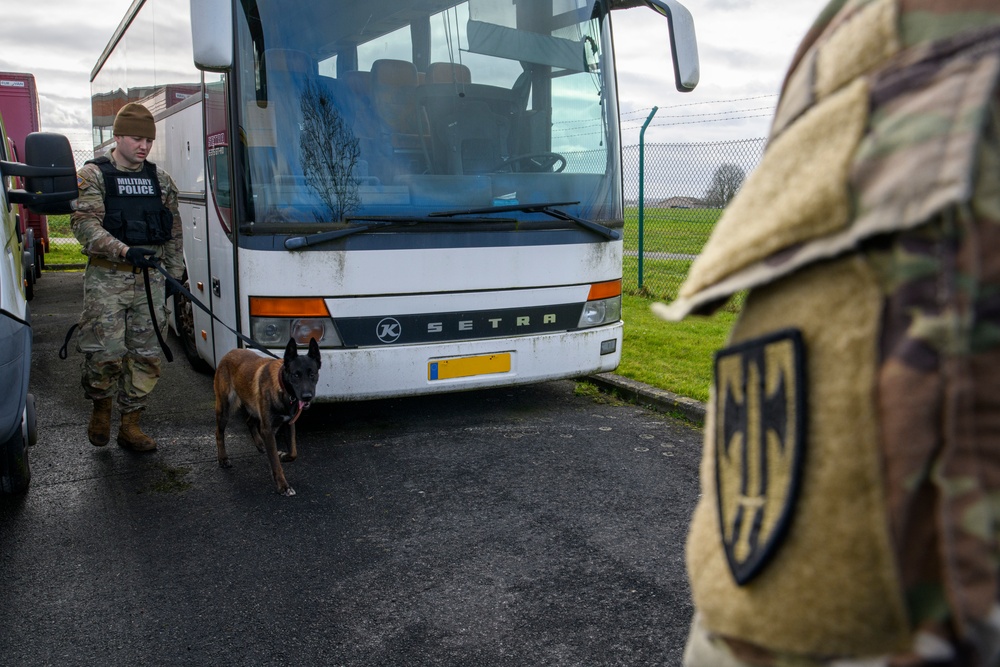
174, 276, 214, 375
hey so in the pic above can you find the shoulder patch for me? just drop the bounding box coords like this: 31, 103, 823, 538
713, 328, 806, 585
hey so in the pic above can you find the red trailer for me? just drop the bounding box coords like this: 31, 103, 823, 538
0, 72, 46, 298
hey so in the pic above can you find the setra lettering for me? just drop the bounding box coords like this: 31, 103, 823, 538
426, 313, 557, 334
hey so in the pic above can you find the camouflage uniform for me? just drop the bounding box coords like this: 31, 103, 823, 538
656, 1, 1000, 665
71, 151, 184, 413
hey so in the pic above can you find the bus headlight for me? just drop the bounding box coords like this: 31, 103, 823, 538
248, 297, 341, 348
578, 296, 622, 328
250, 317, 342, 347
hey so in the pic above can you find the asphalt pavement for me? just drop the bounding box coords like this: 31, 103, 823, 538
0, 270, 705, 666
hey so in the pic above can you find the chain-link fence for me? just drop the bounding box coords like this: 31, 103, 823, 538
41, 148, 94, 269
47, 140, 769, 298
621, 138, 766, 308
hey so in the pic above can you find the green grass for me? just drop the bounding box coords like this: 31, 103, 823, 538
622, 206, 720, 255
620, 207, 722, 302
618, 294, 733, 404
43, 214, 85, 266
47, 213, 72, 235
617, 208, 737, 402
46, 240, 86, 266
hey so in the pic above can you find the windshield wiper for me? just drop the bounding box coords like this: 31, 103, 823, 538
284, 220, 396, 249
283, 214, 517, 250
428, 201, 621, 241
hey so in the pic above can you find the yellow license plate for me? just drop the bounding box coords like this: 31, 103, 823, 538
428, 353, 511, 381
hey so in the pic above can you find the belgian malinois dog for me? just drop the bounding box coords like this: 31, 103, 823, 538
213, 337, 321, 496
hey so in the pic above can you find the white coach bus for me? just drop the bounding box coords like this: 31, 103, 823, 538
90, 0, 698, 401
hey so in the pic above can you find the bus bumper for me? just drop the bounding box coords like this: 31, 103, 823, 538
309, 323, 623, 401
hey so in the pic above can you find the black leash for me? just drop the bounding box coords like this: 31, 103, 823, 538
149, 261, 280, 360
59, 259, 280, 362
142, 265, 173, 362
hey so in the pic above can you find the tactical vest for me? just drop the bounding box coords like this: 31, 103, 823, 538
86, 156, 173, 246
659, 4, 1000, 661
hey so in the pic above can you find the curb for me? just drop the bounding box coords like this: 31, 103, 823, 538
585, 372, 706, 425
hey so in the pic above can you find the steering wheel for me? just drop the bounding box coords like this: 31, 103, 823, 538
495, 152, 567, 173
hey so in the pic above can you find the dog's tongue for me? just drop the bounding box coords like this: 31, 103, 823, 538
289, 400, 309, 425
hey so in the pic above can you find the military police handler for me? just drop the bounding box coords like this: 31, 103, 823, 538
657, 0, 1000, 665
71, 102, 184, 452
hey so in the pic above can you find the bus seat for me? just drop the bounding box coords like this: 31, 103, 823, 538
426, 62, 472, 85
440, 100, 510, 175
370, 59, 428, 172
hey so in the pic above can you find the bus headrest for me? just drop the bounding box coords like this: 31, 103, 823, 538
426, 62, 472, 84
371, 59, 418, 87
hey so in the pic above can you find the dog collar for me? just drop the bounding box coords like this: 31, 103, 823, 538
278, 372, 296, 403
279, 371, 305, 425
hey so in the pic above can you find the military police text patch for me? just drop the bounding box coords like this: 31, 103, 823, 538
714, 328, 806, 585
114, 175, 157, 196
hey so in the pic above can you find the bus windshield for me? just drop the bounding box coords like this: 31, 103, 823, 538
234, 0, 621, 225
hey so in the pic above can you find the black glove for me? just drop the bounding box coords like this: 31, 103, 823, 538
124, 247, 157, 269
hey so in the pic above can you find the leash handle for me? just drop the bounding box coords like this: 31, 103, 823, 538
59, 323, 79, 360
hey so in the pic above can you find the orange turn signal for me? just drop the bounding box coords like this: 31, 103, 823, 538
587, 279, 621, 301
249, 297, 330, 317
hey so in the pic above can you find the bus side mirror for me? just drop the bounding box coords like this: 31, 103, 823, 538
642, 0, 700, 92
1, 132, 78, 215
191, 0, 233, 71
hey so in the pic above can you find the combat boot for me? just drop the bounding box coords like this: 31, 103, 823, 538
117, 410, 157, 452
87, 397, 113, 447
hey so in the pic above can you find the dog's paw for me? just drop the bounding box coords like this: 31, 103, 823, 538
279, 486, 296, 497
218, 457, 232, 469
279, 451, 297, 462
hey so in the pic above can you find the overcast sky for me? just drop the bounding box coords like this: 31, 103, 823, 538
0, 0, 829, 152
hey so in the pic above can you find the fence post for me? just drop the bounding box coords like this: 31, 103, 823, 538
637, 107, 657, 291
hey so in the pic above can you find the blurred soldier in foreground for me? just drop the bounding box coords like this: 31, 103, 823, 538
655, 1, 1000, 664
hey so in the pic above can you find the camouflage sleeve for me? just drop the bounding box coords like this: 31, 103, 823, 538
70, 163, 129, 261
158, 168, 185, 279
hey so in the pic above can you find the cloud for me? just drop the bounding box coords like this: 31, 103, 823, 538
0, 1, 130, 142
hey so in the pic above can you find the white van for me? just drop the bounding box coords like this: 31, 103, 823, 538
0, 122, 77, 493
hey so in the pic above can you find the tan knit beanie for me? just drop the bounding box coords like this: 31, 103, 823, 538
113, 103, 156, 140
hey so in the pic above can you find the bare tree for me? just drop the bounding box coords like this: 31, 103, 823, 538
704, 163, 745, 208
299, 81, 361, 221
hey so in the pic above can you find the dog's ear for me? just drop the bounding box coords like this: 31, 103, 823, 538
284, 337, 298, 363
308, 337, 322, 366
